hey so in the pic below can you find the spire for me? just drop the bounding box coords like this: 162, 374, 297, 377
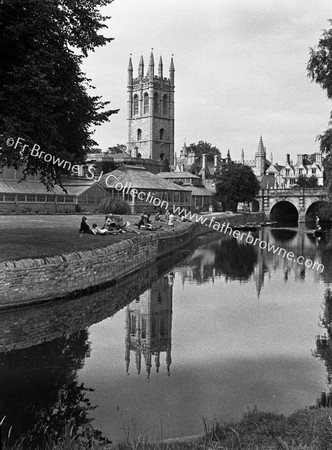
182, 141, 187, 156
256, 135, 265, 157
158, 56, 163, 78
241, 149, 244, 164
227, 149, 231, 163
128, 55, 133, 86
148, 51, 154, 79
169, 55, 175, 85
270, 151, 273, 165
138, 55, 144, 78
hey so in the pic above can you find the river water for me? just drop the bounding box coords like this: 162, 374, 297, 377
1, 227, 332, 444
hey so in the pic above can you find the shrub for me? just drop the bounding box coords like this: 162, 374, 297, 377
99, 197, 131, 215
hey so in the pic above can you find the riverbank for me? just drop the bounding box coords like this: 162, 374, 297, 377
3, 406, 332, 449
0, 212, 264, 309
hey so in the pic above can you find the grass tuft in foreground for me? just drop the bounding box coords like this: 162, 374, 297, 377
3, 406, 332, 449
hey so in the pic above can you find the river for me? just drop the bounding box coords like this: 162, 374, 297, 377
1, 226, 332, 444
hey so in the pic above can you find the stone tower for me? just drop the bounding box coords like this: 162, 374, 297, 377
127, 52, 175, 164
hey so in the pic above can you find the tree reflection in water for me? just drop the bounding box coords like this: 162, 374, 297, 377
0, 330, 109, 448
314, 288, 332, 407
214, 238, 258, 281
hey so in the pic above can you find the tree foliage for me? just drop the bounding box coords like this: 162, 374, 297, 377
0, 0, 118, 187
187, 141, 220, 177
214, 163, 260, 211
187, 141, 220, 165
307, 21, 332, 155
295, 175, 318, 188
107, 144, 126, 154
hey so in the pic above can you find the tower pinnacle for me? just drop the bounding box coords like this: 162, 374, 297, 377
169, 56, 175, 85
128, 56, 133, 86
138, 55, 144, 78
158, 56, 163, 78
148, 51, 154, 79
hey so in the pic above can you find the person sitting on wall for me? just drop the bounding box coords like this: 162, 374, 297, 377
91, 223, 118, 235
79, 216, 94, 234
168, 212, 177, 230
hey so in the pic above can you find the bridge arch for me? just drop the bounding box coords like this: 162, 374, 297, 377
305, 201, 329, 221
270, 201, 299, 223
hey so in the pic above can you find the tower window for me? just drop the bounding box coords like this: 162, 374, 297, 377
154, 93, 159, 113
137, 129, 142, 141
133, 95, 139, 115
160, 128, 164, 140
163, 94, 168, 116
144, 93, 149, 114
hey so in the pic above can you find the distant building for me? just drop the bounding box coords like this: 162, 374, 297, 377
99, 165, 191, 213
158, 171, 213, 211
234, 136, 324, 187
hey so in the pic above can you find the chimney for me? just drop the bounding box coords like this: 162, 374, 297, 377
297, 154, 303, 165
202, 153, 206, 170
202, 153, 206, 180
286, 154, 290, 165
316, 153, 322, 166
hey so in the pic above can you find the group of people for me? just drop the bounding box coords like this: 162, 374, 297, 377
79, 207, 190, 236
79, 214, 139, 236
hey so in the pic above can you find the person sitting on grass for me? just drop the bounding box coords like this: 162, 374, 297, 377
79, 216, 94, 234
136, 211, 146, 230
91, 223, 118, 235
179, 211, 191, 222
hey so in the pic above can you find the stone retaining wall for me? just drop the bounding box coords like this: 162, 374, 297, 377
0, 212, 265, 310
0, 224, 197, 309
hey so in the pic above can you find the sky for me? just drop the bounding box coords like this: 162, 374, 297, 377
83, 0, 332, 165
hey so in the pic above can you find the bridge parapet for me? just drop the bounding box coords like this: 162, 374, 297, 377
259, 188, 328, 196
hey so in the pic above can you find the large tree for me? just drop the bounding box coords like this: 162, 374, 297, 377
0, 0, 118, 187
214, 163, 260, 212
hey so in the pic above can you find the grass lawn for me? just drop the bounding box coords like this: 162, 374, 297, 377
0, 214, 187, 263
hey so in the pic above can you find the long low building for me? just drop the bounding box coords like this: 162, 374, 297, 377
0, 167, 110, 213
99, 164, 192, 213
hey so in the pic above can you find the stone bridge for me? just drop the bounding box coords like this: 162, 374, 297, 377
255, 187, 328, 222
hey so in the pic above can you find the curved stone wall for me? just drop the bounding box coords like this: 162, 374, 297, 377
0, 212, 264, 310
0, 224, 197, 309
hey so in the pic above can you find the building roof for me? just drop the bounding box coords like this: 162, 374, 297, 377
99, 165, 191, 192
61, 178, 104, 196
186, 186, 213, 197
0, 177, 106, 197
260, 174, 277, 189
0, 180, 67, 195
158, 171, 201, 179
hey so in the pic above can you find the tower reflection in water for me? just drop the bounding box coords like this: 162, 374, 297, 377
125, 273, 174, 377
